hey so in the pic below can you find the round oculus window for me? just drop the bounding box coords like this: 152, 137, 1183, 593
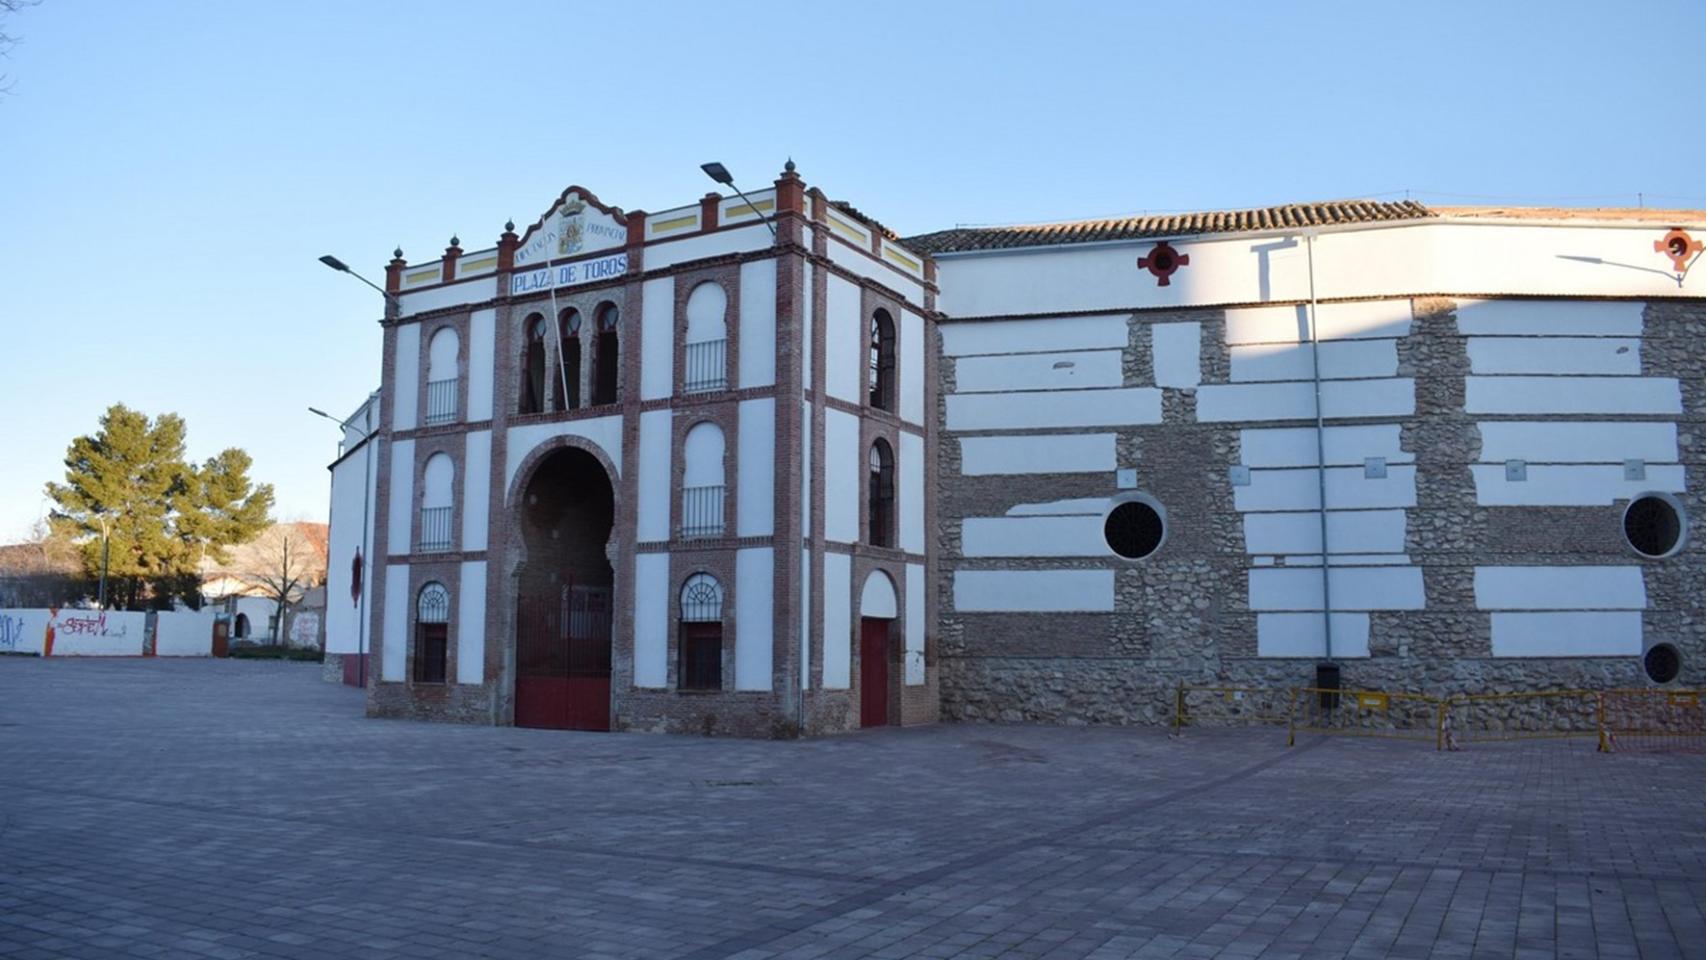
1624, 495, 1684, 558
1104, 500, 1165, 560
1644, 643, 1681, 685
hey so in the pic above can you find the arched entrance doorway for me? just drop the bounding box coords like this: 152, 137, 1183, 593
514, 446, 615, 731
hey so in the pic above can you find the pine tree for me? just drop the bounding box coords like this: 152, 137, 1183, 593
45, 404, 274, 610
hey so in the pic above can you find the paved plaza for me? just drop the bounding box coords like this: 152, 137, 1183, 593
1, 660, 1704, 959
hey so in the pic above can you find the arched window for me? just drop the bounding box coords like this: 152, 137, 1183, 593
868, 439, 895, 548
592, 303, 620, 406
679, 573, 724, 691
682, 422, 726, 538
426, 327, 460, 425
234, 613, 250, 639
869, 309, 895, 411
414, 582, 450, 683
420, 454, 454, 552
684, 282, 728, 394
521, 315, 547, 414
555, 308, 582, 411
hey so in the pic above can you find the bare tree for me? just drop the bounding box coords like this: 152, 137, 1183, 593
0, 1, 42, 97
0, 519, 86, 607
242, 523, 328, 644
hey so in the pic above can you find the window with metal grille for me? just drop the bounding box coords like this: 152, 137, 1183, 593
684, 282, 728, 393
414, 582, 450, 684
419, 454, 454, 552
425, 378, 457, 425
684, 339, 726, 393
555, 309, 581, 411
425, 326, 459, 425
419, 507, 453, 552
868, 439, 894, 548
682, 422, 726, 538
521, 315, 547, 414
681, 485, 725, 539
679, 574, 723, 691
869, 309, 895, 411
592, 303, 620, 405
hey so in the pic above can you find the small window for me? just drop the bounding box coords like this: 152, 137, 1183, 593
1104, 498, 1165, 559
1644, 643, 1681, 684
593, 303, 620, 406
1624, 494, 1685, 558
556, 309, 582, 411
869, 309, 895, 411
868, 439, 895, 548
414, 582, 450, 683
679, 573, 723, 691
521, 315, 547, 414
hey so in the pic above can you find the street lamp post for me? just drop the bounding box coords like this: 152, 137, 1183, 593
317, 251, 395, 689
317, 255, 402, 305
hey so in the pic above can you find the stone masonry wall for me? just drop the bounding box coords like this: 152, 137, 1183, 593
937, 298, 1706, 726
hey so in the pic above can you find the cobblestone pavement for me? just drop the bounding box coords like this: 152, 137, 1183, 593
2, 660, 1704, 960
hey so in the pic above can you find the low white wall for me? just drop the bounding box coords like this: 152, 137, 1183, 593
155, 610, 216, 656
0, 609, 50, 654
48, 609, 147, 656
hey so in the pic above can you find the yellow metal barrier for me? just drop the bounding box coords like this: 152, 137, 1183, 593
1286, 687, 1444, 748
1168, 683, 1706, 754
1172, 684, 1293, 735
1439, 690, 1600, 750
1598, 688, 1706, 753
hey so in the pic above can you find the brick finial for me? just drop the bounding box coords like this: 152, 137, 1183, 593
626, 210, 647, 247
385, 247, 406, 294
497, 220, 519, 272
775, 160, 805, 216
442, 235, 462, 283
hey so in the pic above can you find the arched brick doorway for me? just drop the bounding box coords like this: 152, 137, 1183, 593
514, 447, 615, 730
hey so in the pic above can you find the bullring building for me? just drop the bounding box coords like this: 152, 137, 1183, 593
321, 163, 1706, 734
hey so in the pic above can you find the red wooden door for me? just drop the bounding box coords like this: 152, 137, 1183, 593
211, 620, 229, 658
515, 589, 611, 731
860, 618, 889, 728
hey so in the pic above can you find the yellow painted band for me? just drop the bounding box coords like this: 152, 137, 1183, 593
827, 215, 865, 242
882, 246, 920, 272
650, 214, 698, 234
724, 199, 774, 218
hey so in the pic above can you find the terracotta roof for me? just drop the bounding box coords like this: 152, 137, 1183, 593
903, 200, 1436, 254
1433, 205, 1706, 223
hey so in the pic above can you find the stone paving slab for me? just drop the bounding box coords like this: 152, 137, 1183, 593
2, 659, 1704, 959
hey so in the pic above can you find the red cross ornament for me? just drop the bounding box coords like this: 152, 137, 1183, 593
1138, 241, 1189, 286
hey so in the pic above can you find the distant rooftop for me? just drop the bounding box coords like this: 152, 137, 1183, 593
903, 200, 1706, 255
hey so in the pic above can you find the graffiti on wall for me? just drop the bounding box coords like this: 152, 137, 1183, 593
289, 612, 321, 647
0, 613, 31, 651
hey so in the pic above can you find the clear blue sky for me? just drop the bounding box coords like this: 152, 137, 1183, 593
4, 0, 1704, 540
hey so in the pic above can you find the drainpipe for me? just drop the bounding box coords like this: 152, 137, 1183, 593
1304, 231, 1334, 663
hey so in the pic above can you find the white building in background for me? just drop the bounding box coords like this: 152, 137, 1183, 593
323, 166, 1706, 732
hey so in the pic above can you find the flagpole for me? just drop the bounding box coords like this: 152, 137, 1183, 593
542, 204, 573, 409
